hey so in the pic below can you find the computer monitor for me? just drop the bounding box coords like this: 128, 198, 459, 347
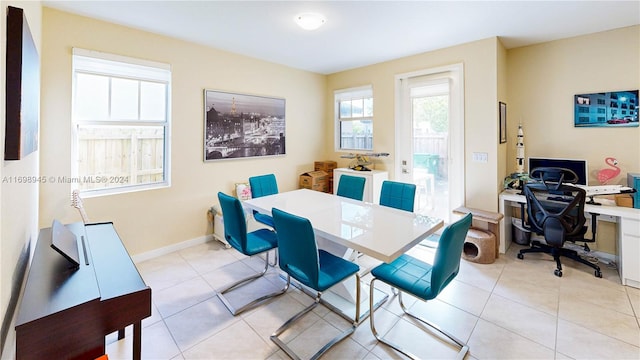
528, 157, 588, 185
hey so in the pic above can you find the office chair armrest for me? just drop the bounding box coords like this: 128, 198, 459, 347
519, 202, 533, 231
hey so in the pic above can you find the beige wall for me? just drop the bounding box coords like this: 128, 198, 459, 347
325, 37, 502, 212
1, 2, 42, 357
39, 8, 327, 256
507, 26, 640, 180
507, 25, 640, 254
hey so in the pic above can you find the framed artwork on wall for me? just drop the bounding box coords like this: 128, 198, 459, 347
5, 6, 40, 160
203, 90, 286, 161
574, 90, 639, 128
499, 102, 507, 144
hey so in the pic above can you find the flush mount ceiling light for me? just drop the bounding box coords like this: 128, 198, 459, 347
294, 13, 326, 31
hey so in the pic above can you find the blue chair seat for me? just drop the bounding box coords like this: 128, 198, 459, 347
317, 250, 360, 292
284, 250, 359, 293
371, 254, 438, 301
243, 228, 279, 256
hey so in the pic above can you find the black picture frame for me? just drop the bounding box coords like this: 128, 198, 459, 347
203, 89, 286, 161
499, 102, 507, 144
5, 6, 39, 160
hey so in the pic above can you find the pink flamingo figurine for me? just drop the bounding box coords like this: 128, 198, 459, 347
597, 157, 621, 185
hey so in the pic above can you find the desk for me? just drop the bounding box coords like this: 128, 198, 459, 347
15, 222, 151, 360
499, 190, 640, 288
243, 189, 443, 321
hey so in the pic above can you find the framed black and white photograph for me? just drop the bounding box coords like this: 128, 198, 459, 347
574, 90, 638, 128
499, 101, 507, 144
204, 90, 286, 161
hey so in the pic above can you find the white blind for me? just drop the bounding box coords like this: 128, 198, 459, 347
334, 85, 373, 101
73, 48, 171, 82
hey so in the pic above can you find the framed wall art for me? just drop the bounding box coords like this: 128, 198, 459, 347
499, 101, 507, 144
204, 90, 286, 161
5, 6, 40, 160
574, 90, 638, 128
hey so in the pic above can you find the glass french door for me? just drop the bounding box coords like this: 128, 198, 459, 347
395, 64, 464, 223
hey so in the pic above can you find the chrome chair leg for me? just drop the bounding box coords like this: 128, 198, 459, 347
369, 279, 469, 360
268, 248, 278, 267
271, 275, 359, 360
217, 252, 288, 315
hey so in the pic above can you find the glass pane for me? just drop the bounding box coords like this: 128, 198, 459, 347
340, 119, 372, 150
137, 127, 165, 185
363, 97, 373, 117
411, 92, 448, 219
140, 82, 166, 121
75, 73, 109, 120
111, 78, 139, 120
76, 125, 164, 191
352, 99, 364, 118
339, 100, 351, 118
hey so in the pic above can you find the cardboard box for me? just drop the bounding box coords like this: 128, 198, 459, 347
300, 170, 329, 192
615, 194, 633, 208
314, 161, 337, 177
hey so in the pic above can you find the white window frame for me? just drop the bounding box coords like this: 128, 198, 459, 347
71, 48, 171, 197
334, 85, 374, 152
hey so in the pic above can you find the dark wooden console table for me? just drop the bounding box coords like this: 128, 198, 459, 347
15, 222, 151, 360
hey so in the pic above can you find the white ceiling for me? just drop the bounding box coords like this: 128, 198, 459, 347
42, 1, 640, 74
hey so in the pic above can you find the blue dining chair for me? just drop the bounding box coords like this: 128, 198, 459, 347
216, 192, 286, 315
271, 207, 361, 360
369, 212, 472, 360
248, 174, 279, 227
336, 174, 366, 201
379, 180, 417, 212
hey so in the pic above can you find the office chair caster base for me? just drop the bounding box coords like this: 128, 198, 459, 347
517, 253, 524, 260
554, 269, 562, 277
595, 270, 602, 278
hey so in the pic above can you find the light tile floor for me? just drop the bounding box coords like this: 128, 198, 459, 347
107, 241, 640, 360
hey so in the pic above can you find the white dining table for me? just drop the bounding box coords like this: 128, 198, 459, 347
242, 188, 444, 324
243, 188, 444, 263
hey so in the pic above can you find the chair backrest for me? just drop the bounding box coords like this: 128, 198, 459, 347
217, 192, 248, 253
272, 208, 320, 290
249, 174, 279, 198
336, 175, 366, 201
524, 180, 587, 247
379, 180, 416, 212
428, 212, 472, 298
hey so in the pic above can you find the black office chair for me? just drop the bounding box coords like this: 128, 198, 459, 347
517, 167, 602, 278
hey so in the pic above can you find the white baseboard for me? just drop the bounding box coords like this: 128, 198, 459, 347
132, 234, 214, 263
131, 213, 263, 264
